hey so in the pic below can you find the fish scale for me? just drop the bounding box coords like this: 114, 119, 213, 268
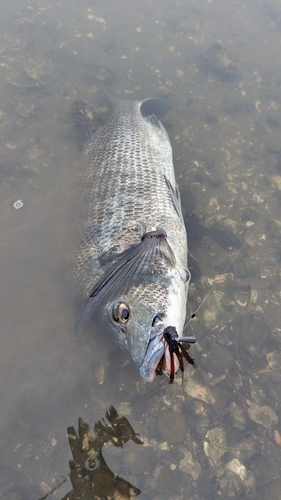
70, 93, 190, 381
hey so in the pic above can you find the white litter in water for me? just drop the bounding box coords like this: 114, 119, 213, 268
13, 199, 24, 209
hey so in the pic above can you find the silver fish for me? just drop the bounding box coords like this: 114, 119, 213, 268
71, 92, 191, 382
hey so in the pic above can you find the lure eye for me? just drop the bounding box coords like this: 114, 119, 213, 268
112, 302, 130, 323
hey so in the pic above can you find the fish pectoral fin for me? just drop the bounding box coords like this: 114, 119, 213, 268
164, 175, 184, 222
74, 230, 175, 337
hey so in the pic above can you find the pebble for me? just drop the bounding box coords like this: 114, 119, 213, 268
248, 404, 278, 429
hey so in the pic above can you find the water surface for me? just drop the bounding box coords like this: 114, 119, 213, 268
1, 0, 281, 498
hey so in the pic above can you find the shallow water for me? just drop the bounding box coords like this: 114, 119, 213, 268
1, 0, 281, 499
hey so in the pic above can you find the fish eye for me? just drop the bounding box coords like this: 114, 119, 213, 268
112, 302, 130, 323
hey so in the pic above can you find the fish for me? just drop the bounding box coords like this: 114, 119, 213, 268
70, 90, 192, 382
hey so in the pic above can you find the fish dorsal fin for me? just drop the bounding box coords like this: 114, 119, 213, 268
164, 176, 184, 222
74, 230, 175, 337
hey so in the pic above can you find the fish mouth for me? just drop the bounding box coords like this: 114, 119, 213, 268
138, 317, 180, 382
139, 350, 164, 382
138, 337, 164, 382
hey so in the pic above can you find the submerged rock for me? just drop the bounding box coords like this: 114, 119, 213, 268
248, 404, 278, 429
204, 427, 228, 475
229, 403, 247, 431
178, 446, 201, 480
218, 459, 256, 498
267, 350, 281, 371
198, 41, 241, 83
184, 379, 215, 405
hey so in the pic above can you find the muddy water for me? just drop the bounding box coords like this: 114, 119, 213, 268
1, 0, 281, 499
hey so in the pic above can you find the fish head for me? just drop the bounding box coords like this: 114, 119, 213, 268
100, 275, 188, 382
74, 231, 189, 382
103, 292, 159, 370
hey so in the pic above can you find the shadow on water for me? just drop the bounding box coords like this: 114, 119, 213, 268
38, 407, 142, 500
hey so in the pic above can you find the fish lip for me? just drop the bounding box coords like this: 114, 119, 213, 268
139, 346, 164, 382
138, 321, 165, 382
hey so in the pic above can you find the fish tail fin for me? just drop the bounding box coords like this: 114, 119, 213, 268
140, 98, 170, 118
101, 85, 170, 118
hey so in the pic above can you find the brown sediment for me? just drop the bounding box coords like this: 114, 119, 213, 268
225, 369, 249, 415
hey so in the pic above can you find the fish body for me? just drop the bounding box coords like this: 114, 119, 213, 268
71, 92, 190, 381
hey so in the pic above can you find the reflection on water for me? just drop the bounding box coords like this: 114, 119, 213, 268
38, 406, 142, 500
1, 0, 281, 499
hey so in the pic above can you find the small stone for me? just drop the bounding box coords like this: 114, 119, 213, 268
204, 427, 228, 471
197, 292, 223, 329
232, 437, 259, 460
157, 442, 169, 451
229, 403, 247, 431
272, 176, 281, 190
184, 379, 215, 404
87, 15, 105, 23
274, 429, 281, 447
248, 404, 278, 429
178, 445, 201, 479
219, 463, 256, 498
225, 458, 246, 480
267, 350, 281, 370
